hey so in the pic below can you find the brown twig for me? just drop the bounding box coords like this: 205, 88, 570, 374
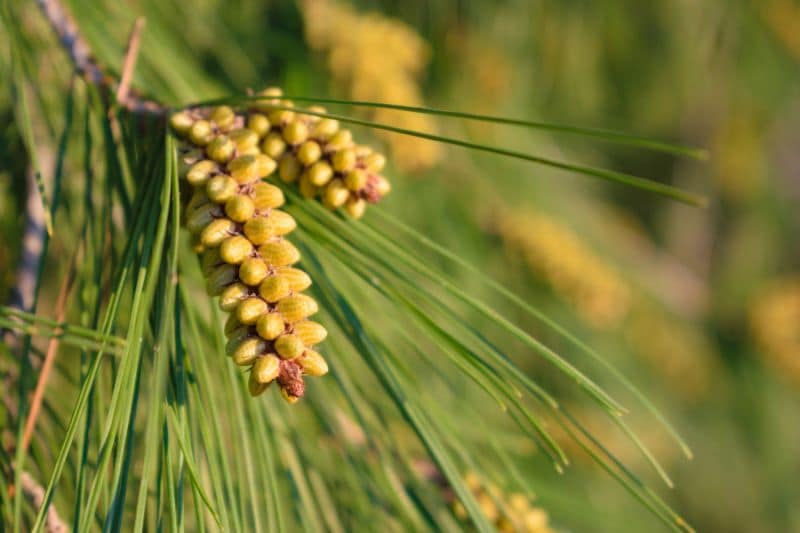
37, 0, 165, 115
20, 252, 78, 456
116, 17, 147, 106
1, 162, 53, 429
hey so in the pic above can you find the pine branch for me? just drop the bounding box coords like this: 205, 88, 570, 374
36, 0, 165, 115
1, 169, 46, 349
19, 471, 67, 533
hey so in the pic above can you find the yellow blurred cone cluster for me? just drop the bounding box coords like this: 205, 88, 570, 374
750, 277, 800, 386
497, 211, 632, 330
497, 209, 719, 398
452, 472, 554, 533
301, 0, 442, 173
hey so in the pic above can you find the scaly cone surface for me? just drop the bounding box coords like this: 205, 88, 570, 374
170, 88, 391, 402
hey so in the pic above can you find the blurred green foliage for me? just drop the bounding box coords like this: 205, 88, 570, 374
1, 0, 798, 531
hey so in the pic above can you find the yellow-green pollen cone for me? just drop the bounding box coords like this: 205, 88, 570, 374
169, 86, 390, 402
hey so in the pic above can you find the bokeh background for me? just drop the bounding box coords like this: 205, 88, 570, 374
1, 1, 798, 531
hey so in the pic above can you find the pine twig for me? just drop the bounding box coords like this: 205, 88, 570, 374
116, 17, 147, 106
20, 253, 77, 456
36, 0, 165, 115
0, 168, 47, 349
19, 471, 68, 533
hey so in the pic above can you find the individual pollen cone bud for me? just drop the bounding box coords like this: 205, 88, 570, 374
281, 388, 300, 404
238, 145, 261, 157
229, 128, 260, 152
261, 132, 287, 159
293, 320, 327, 346
210, 105, 235, 129
186, 189, 210, 214
275, 334, 304, 359
258, 275, 291, 303
220, 235, 254, 264
508, 493, 530, 514
257, 313, 285, 341
308, 161, 333, 187
200, 218, 236, 248
344, 169, 368, 191
277, 294, 319, 323
303, 105, 327, 122
323, 179, 349, 209
239, 257, 269, 286
248, 371, 268, 397
219, 282, 250, 312
224, 314, 242, 336
268, 104, 295, 126
364, 152, 386, 173
180, 145, 204, 163
253, 354, 281, 384
278, 154, 302, 183
283, 121, 309, 145
477, 494, 499, 522
170, 111, 194, 135
206, 135, 236, 163
354, 144, 372, 157
299, 174, 319, 199
299, 350, 328, 377
225, 327, 251, 355
252, 182, 285, 209
231, 337, 267, 366
189, 120, 214, 146
243, 211, 297, 244
201, 248, 222, 276
191, 237, 205, 255
259, 240, 301, 267
206, 264, 237, 296
186, 160, 218, 187
206, 175, 239, 204
228, 155, 263, 184
345, 197, 367, 219
186, 203, 221, 234
331, 148, 357, 173
254, 154, 277, 178
277, 267, 312, 292
374, 176, 391, 197
326, 129, 353, 151
363, 175, 391, 203
312, 118, 339, 140
247, 113, 271, 137
236, 297, 269, 325
258, 86, 283, 101
225, 195, 256, 223
297, 141, 322, 166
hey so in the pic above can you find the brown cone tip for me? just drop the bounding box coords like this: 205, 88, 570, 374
278, 359, 305, 398
362, 174, 382, 203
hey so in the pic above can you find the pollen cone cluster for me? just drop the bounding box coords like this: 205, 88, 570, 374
496, 211, 631, 330
300, 0, 442, 173
453, 472, 555, 533
749, 277, 800, 387
169, 87, 390, 402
